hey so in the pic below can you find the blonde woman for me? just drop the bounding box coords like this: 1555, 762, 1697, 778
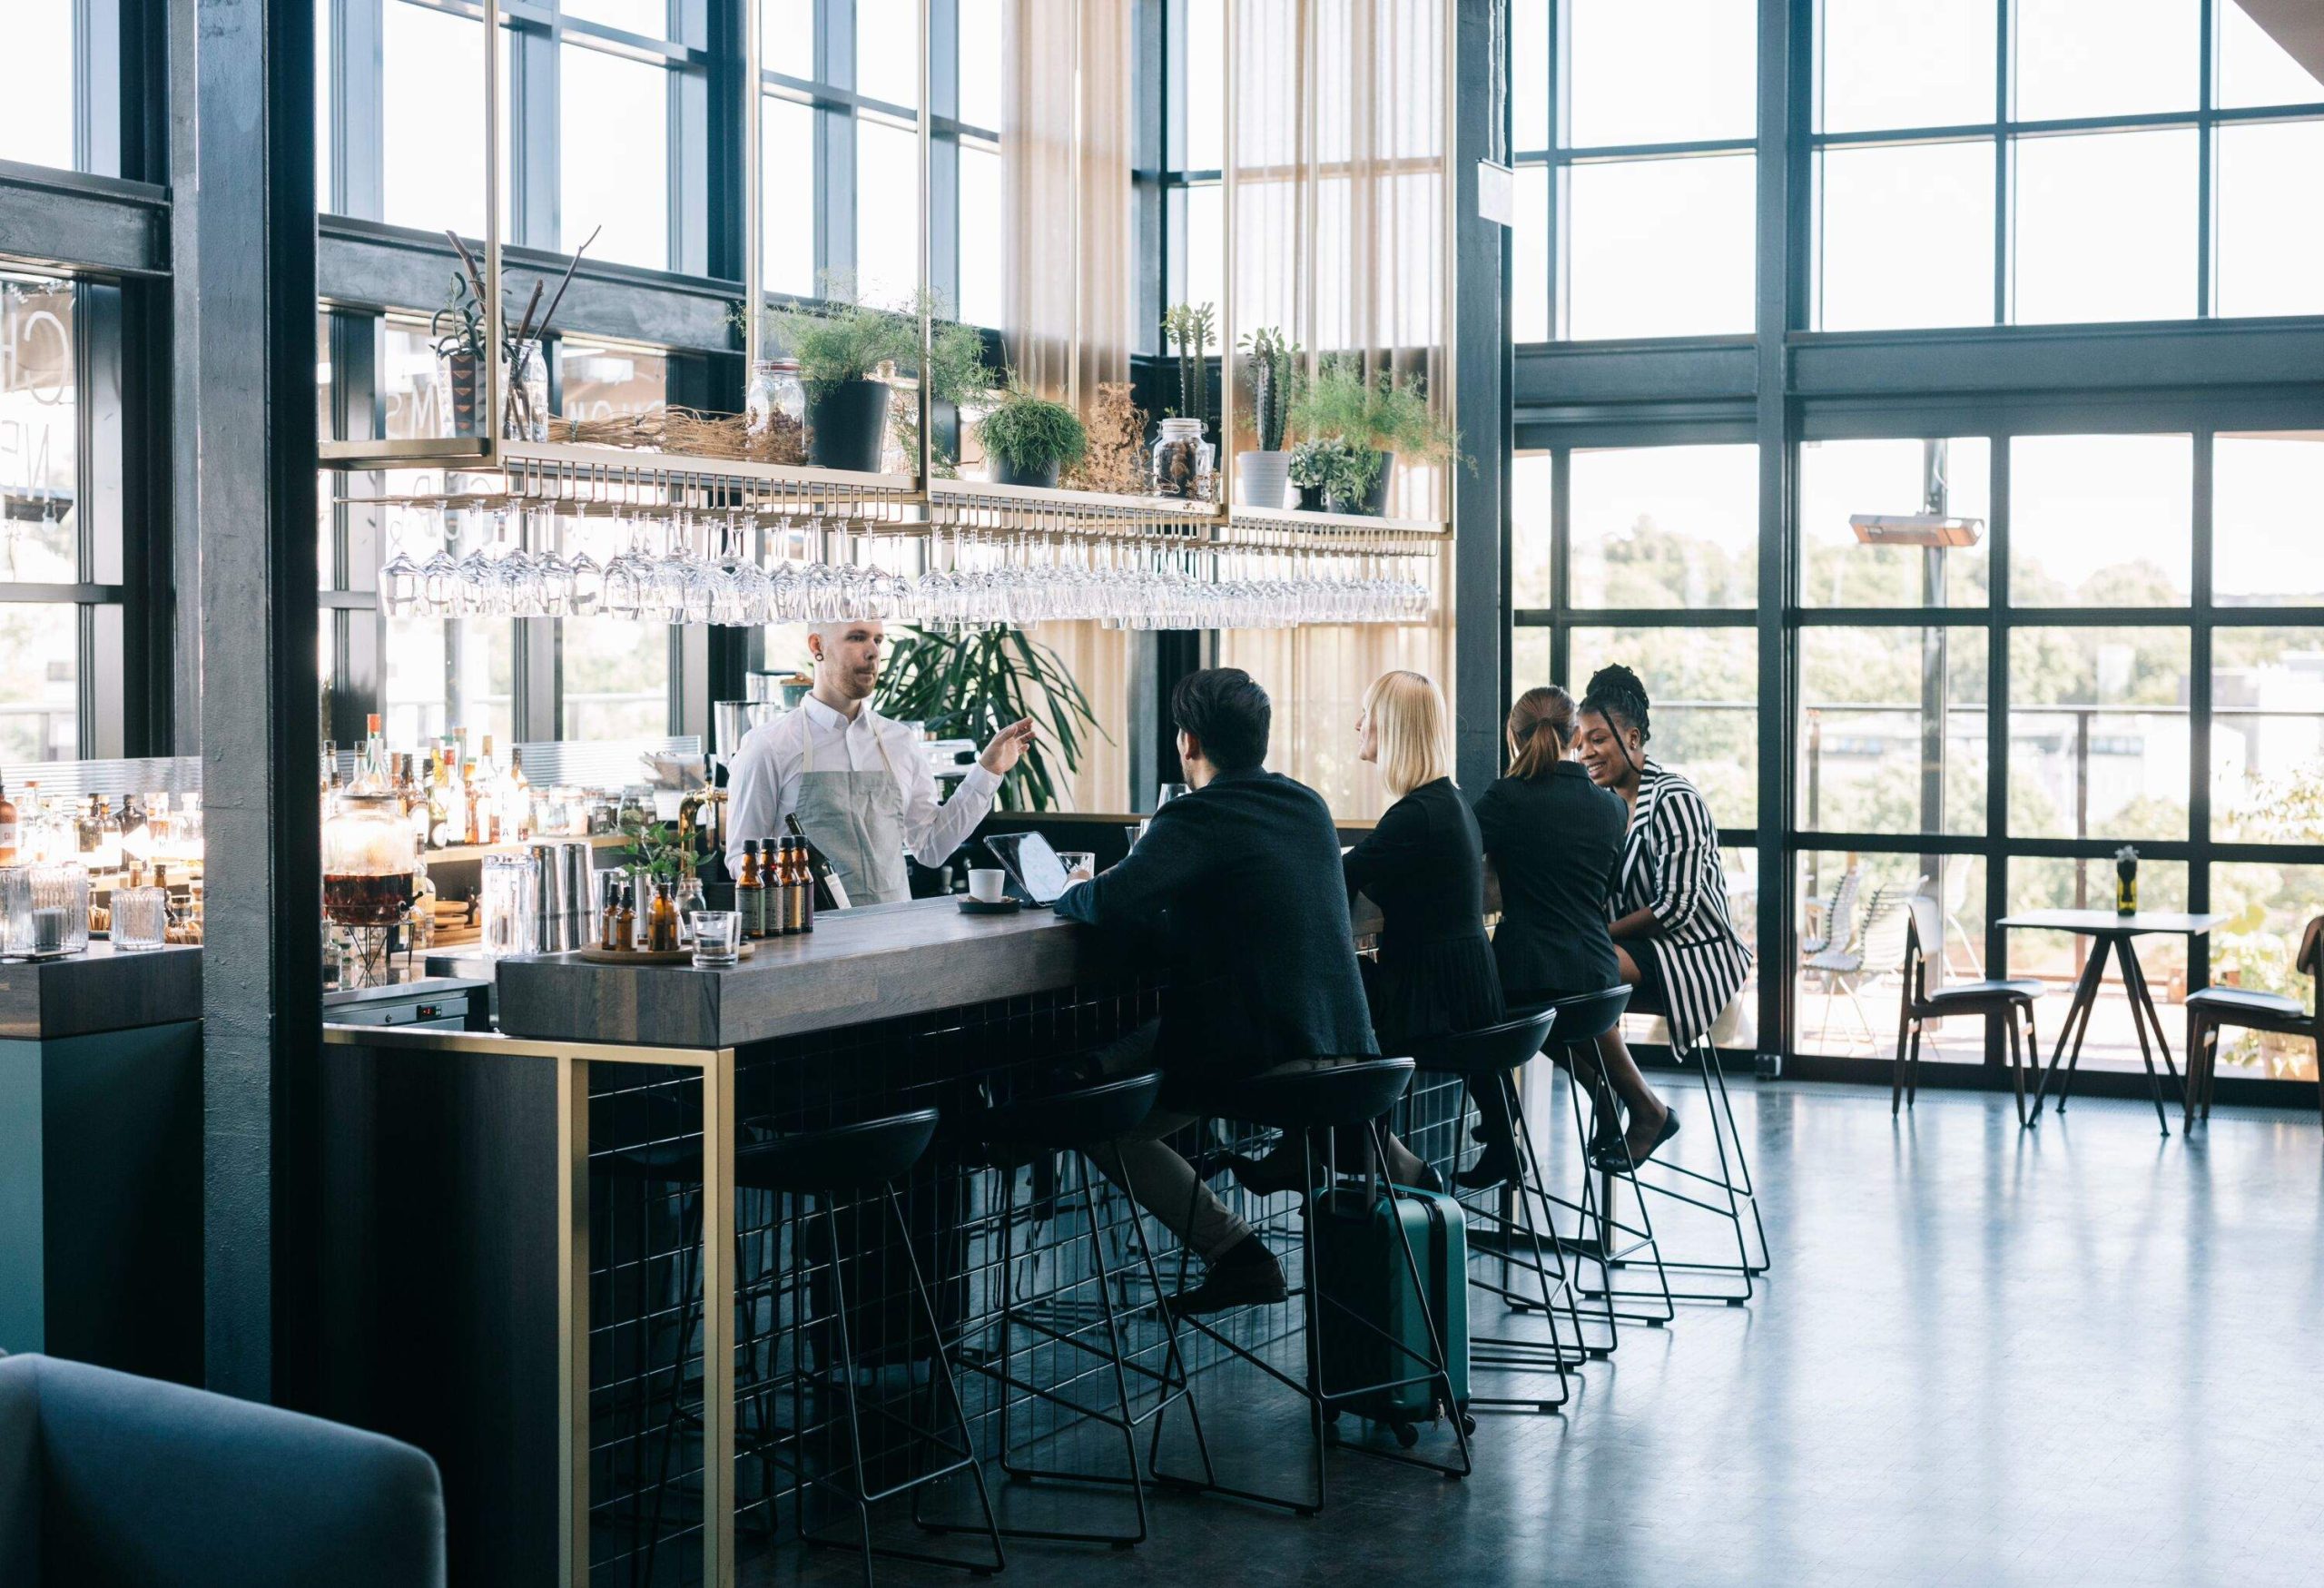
1230, 670, 1499, 1197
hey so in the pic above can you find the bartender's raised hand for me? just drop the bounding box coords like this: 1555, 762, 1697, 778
979, 718, 1037, 775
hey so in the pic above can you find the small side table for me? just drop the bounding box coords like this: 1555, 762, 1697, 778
1998, 909, 2226, 1135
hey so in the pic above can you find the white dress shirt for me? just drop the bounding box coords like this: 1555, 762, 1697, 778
724, 695, 1000, 878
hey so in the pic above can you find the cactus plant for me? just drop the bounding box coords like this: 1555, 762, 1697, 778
1240, 326, 1298, 453
1162, 301, 1216, 435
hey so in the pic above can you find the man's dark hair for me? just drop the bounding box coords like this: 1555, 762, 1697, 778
1172, 667, 1272, 774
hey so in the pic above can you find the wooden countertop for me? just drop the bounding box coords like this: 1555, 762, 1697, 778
0, 943, 203, 1041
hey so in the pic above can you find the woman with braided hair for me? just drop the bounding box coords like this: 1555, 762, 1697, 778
1573, 664, 1753, 1171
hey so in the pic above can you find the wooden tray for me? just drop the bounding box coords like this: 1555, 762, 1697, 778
572, 941, 757, 966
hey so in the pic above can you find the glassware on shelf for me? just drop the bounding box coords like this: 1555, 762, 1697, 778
1150, 418, 1216, 501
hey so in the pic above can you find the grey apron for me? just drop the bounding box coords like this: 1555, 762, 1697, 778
793, 720, 911, 905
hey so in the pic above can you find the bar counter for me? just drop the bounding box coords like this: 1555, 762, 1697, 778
321, 886, 1461, 1588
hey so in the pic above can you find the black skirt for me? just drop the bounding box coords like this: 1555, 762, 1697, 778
1365, 929, 1507, 1050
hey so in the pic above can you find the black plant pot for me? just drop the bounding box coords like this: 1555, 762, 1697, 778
806, 378, 892, 474
1361, 449, 1396, 515
1295, 482, 1327, 512
991, 454, 1059, 488
1326, 450, 1398, 517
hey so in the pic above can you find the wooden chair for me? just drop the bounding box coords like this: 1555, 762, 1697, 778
2184, 915, 2322, 1125
1893, 894, 2045, 1124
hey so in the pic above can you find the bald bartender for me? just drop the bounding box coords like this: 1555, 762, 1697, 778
724, 619, 1035, 905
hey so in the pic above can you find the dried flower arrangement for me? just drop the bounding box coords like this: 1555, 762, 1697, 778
1061, 382, 1150, 494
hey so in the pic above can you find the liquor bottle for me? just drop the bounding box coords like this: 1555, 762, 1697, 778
77, 796, 101, 854
792, 838, 816, 932
766, 840, 793, 936
0, 774, 17, 864
505, 746, 533, 842
428, 751, 456, 848
19, 782, 41, 862
783, 814, 850, 912
320, 740, 339, 828
460, 755, 486, 845
736, 840, 768, 940
643, 877, 675, 952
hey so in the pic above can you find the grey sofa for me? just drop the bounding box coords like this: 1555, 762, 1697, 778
0, 1353, 447, 1587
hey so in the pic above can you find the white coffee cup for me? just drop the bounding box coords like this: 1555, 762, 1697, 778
968, 868, 1008, 904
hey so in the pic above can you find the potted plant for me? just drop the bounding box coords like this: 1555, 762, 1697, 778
765, 281, 992, 474
1316, 436, 1387, 516
1153, 301, 1217, 499
978, 384, 1088, 489
428, 227, 594, 441
1285, 355, 1462, 516
879, 626, 1108, 813
1287, 438, 1336, 511
1237, 326, 1298, 508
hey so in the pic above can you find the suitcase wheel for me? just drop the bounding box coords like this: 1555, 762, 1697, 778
1460, 1414, 1479, 1436
1390, 1421, 1420, 1450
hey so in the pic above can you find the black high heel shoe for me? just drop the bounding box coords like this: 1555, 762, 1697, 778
1590, 1107, 1679, 1173
1224, 1148, 1315, 1198
1452, 1146, 1520, 1192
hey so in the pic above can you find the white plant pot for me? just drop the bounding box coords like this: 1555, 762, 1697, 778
1237, 449, 1291, 509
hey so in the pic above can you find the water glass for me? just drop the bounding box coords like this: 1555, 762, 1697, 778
112, 885, 172, 952
689, 910, 741, 968
1058, 851, 1098, 885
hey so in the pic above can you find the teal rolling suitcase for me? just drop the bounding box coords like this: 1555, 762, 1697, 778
1311, 1182, 1472, 1445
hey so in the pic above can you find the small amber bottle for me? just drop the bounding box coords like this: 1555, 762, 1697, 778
647, 877, 680, 952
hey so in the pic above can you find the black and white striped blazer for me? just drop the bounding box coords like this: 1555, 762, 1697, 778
1611, 759, 1752, 1050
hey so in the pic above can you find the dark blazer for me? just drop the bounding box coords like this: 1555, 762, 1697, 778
1057, 767, 1378, 1079
1343, 777, 1504, 1045
1474, 761, 1628, 1004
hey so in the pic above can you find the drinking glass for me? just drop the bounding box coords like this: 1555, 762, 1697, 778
689, 910, 741, 968
1156, 782, 1189, 808
112, 885, 171, 952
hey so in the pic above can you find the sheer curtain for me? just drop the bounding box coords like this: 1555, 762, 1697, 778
1000, 0, 1134, 810
1219, 0, 1456, 817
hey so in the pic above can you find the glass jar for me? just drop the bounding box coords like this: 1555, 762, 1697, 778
322, 787, 419, 927
480, 852, 542, 957
25, 864, 91, 955
1150, 417, 1216, 501
112, 885, 171, 952
745, 359, 808, 464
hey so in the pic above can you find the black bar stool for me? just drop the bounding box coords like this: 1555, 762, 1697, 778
1515, 988, 1679, 1341
1617, 987, 1768, 1304
1165, 1055, 1472, 1517
936, 1070, 1216, 1549
615, 1110, 1005, 1588
1408, 1010, 1588, 1414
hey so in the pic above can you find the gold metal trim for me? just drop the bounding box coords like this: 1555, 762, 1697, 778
322, 1022, 742, 1588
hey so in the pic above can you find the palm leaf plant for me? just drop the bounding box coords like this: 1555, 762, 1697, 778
879, 626, 1108, 812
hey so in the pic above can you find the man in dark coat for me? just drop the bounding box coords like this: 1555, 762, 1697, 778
1056, 667, 1378, 1312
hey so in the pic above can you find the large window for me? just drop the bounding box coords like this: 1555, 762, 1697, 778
1, 2, 78, 173
1, 274, 124, 764
1772, 427, 2322, 1085
1509, 441, 1763, 1048
1509, 0, 1758, 341
1809, 1, 2324, 330
761, 0, 1000, 322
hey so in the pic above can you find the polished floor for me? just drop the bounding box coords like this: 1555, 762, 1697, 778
745, 1079, 2324, 1588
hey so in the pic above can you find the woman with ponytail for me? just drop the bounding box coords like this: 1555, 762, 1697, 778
1573, 663, 1752, 1172
1462, 686, 1628, 1188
